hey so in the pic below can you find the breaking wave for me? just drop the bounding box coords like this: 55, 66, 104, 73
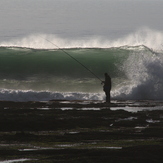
0, 28, 163, 101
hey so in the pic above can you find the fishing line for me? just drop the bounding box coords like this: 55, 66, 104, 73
41, 37, 102, 82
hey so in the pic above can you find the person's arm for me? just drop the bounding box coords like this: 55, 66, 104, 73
101, 81, 105, 85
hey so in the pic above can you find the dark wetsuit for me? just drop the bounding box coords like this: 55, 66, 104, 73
103, 74, 111, 103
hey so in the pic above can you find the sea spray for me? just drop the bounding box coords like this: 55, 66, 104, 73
113, 46, 163, 100
1, 28, 163, 50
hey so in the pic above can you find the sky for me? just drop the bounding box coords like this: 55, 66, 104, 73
0, 0, 163, 42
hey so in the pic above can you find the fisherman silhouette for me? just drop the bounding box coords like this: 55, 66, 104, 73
102, 73, 111, 103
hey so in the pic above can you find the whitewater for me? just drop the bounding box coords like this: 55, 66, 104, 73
0, 28, 163, 101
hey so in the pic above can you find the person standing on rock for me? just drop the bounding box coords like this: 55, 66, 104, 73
102, 73, 111, 103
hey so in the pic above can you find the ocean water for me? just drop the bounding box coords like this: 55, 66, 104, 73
0, 0, 163, 101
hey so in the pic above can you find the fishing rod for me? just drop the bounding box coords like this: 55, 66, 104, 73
41, 37, 102, 82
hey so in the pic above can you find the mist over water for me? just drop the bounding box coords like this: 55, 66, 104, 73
1, 28, 163, 51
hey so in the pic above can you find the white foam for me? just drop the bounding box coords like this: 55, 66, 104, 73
0, 89, 103, 102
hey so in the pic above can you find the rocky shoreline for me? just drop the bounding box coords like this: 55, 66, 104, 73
0, 100, 163, 162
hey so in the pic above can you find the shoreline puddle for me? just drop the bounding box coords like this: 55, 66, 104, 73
0, 159, 31, 163
146, 119, 160, 123
97, 147, 122, 149
115, 117, 137, 122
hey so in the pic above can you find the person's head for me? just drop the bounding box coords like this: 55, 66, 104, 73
104, 73, 108, 76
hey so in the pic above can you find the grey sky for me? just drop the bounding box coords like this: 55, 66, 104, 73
0, 0, 163, 40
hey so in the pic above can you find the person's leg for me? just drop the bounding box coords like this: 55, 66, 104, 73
108, 91, 110, 103
106, 92, 110, 103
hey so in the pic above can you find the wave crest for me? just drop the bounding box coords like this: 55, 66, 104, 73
0, 28, 163, 51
